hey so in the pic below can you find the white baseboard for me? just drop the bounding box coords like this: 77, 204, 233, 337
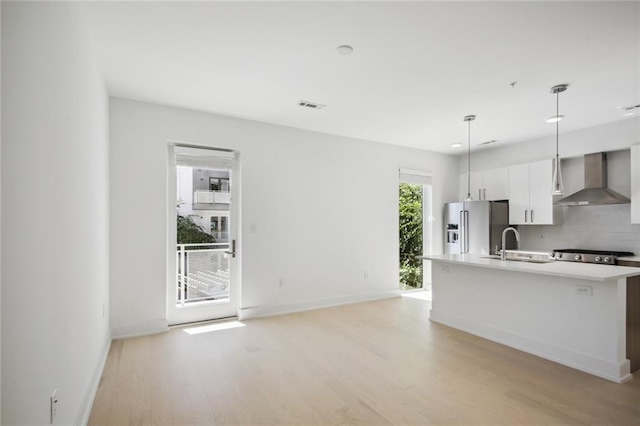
111, 319, 169, 339
74, 331, 111, 426
430, 309, 631, 383
238, 289, 401, 320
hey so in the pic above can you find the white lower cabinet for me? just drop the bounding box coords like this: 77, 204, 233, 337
632, 145, 640, 224
508, 159, 556, 225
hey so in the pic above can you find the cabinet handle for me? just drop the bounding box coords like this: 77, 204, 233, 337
531, 210, 534, 223
479, 189, 482, 200
525, 210, 528, 223
483, 188, 486, 200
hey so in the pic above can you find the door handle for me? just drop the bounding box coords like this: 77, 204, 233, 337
225, 240, 236, 258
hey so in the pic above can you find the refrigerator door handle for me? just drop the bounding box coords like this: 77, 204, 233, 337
459, 211, 465, 253
465, 210, 470, 253
460, 210, 469, 253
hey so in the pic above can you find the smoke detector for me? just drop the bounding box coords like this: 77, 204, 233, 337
336, 45, 354, 56
298, 101, 326, 110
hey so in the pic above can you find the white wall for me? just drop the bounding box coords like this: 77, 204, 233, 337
0, 2, 3, 419
2, 3, 110, 425
110, 97, 459, 333
458, 118, 640, 254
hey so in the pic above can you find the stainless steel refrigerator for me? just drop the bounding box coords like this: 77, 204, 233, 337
444, 200, 516, 255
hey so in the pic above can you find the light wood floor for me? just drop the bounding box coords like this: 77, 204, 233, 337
89, 297, 640, 425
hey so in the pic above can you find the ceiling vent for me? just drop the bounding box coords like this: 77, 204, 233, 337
298, 101, 326, 110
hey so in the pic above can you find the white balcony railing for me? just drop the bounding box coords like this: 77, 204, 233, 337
194, 190, 231, 204
177, 243, 230, 305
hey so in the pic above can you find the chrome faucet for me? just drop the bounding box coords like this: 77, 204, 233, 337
501, 227, 520, 261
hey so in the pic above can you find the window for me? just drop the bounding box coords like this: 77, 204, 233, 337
209, 177, 230, 192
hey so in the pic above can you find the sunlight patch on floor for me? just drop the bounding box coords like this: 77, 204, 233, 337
402, 286, 432, 301
183, 320, 246, 335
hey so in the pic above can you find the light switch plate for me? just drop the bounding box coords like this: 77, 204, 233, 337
576, 285, 593, 296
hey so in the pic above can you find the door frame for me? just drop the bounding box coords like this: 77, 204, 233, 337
398, 169, 433, 288
166, 142, 241, 325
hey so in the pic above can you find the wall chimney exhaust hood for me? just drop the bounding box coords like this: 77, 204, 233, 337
557, 152, 630, 206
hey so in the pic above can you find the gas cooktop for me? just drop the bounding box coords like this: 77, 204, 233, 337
552, 249, 634, 265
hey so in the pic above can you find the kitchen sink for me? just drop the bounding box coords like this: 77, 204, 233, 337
481, 250, 554, 264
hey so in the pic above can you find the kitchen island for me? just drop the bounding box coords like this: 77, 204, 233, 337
420, 254, 640, 383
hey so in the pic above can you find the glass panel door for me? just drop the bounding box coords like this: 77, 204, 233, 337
167, 145, 238, 325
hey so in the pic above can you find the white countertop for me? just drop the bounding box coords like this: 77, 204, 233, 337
619, 255, 640, 263
420, 254, 640, 282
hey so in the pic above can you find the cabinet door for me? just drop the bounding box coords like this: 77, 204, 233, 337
528, 159, 554, 224
632, 146, 640, 224
459, 172, 482, 200
483, 167, 509, 200
508, 163, 530, 225
470, 171, 484, 200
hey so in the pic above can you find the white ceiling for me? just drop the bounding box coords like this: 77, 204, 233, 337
80, 1, 640, 155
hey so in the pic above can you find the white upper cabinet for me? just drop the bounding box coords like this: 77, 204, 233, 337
508, 159, 557, 225
482, 167, 509, 201
508, 163, 530, 224
470, 171, 483, 200
632, 145, 640, 224
459, 167, 508, 201
528, 160, 555, 224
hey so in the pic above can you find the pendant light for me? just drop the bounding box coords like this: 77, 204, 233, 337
464, 115, 476, 201
550, 84, 568, 195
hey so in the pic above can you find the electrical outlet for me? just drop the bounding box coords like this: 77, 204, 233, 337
50, 389, 58, 423
441, 265, 449, 273
576, 285, 593, 296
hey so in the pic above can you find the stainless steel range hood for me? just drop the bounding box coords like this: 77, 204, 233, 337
557, 152, 630, 206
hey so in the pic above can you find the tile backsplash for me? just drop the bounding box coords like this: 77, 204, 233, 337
519, 204, 640, 255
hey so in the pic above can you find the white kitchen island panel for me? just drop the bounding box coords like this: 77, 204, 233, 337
422, 254, 640, 383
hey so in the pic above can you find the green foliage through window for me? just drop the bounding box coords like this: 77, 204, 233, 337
177, 206, 216, 245
399, 183, 423, 289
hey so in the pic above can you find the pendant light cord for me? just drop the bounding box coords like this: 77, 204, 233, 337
550, 83, 567, 195
556, 90, 559, 161
467, 118, 471, 199
555, 90, 560, 193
